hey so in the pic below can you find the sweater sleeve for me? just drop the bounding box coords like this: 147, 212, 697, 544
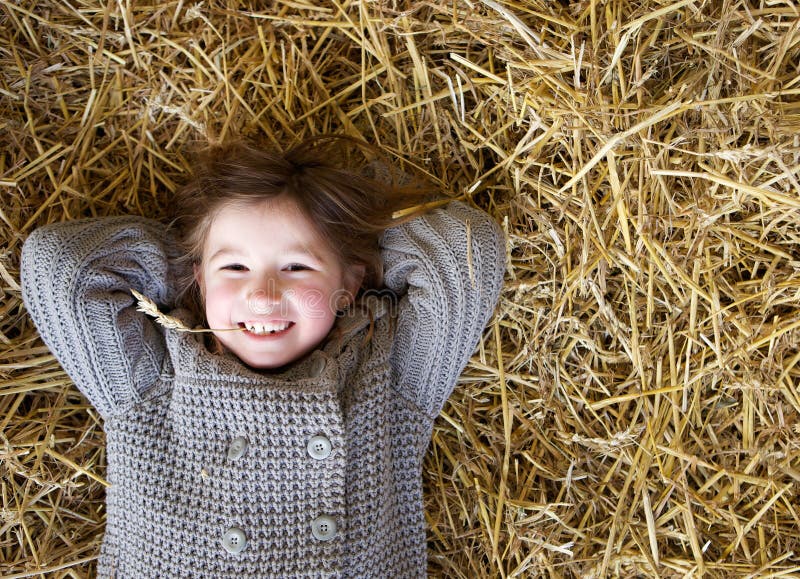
20, 216, 180, 419
381, 200, 505, 418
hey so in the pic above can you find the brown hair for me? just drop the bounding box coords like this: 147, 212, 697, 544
170, 135, 429, 322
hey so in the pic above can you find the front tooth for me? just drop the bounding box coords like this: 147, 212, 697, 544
247, 321, 290, 335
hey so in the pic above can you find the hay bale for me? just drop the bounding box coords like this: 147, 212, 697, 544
2, 0, 799, 576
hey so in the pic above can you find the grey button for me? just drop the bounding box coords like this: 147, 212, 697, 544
227, 436, 248, 461
311, 515, 337, 541
307, 435, 332, 460
309, 356, 326, 377
222, 527, 247, 554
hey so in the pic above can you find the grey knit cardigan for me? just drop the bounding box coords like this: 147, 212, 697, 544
21, 201, 505, 578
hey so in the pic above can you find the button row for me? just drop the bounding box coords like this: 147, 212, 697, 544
223, 515, 337, 554
226, 434, 333, 461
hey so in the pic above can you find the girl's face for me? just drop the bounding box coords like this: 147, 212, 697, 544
196, 198, 363, 369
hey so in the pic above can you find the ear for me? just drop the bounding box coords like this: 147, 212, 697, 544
193, 263, 205, 298
339, 264, 365, 308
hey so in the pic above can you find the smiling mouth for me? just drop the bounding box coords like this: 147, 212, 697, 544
239, 321, 295, 336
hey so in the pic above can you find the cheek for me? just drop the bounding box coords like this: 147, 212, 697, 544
203, 280, 240, 322
290, 281, 339, 320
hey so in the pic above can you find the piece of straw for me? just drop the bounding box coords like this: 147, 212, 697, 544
130, 289, 242, 333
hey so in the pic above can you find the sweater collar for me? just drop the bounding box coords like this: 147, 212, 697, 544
164, 295, 392, 385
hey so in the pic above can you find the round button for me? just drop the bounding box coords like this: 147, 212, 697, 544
227, 436, 248, 461
307, 435, 332, 460
311, 515, 337, 541
222, 527, 247, 554
309, 356, 326, 378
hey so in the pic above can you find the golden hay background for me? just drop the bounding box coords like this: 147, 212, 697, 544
2, 0, 800, 577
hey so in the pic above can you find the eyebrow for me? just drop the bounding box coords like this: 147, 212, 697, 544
207, 248, 240, 262
207, 245, 324, 262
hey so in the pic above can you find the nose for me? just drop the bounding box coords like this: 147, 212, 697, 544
247, 279, 282, 316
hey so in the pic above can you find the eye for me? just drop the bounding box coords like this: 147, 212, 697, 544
284, 263, 311, 272
222, 264, 248, 272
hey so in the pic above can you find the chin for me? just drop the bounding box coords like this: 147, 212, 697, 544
240, 354, 291, 371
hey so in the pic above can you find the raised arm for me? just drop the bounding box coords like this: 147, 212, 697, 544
20, 217, 180, 419
381, 200, 505, 418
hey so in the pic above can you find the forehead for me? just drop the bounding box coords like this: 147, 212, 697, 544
203, 198, 330, 257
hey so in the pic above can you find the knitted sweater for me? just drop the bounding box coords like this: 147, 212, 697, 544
21, 201, 505, 578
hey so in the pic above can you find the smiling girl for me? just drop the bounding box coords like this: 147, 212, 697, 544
197, 197, 362, 369
21, 137, 505, 577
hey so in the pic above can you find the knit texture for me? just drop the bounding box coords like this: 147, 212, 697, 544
21, 201, 505, 578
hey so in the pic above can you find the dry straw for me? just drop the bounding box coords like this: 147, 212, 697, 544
2, 0, 800, 577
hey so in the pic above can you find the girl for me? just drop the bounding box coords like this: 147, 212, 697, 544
21, 137, 505, 578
